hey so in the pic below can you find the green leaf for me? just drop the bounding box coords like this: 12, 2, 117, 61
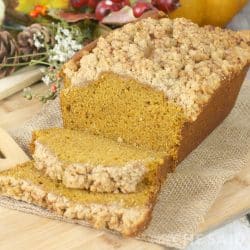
93, 23, 112, 39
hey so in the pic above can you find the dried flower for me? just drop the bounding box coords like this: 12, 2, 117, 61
35, 5, 48, 16
20, 22, 88, 103
29, 4, 48, 18
48, 24, 83, 63
33, 32, 46, 49
41, 75, 52, 85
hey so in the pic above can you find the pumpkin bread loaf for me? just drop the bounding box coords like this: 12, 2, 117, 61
30, 128, 168, 193
61, 17, 250, 165
1, 17, 250, 238
0, 161, 162, 236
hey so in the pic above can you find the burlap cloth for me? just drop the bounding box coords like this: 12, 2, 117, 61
0, 78, 250, 249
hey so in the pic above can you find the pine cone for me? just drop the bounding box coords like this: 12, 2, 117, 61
17, 24, 54, 62
0, 30, 19, 79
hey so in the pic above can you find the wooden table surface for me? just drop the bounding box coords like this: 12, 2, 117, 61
0, 83, 250, 250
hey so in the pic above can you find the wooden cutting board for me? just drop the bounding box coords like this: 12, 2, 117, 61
0, 83, 250, 250
0, 128, 29, 171
0, 66, 44, 101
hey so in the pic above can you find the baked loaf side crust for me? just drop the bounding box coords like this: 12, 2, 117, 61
0, 175, 151, 236
177, 65, 249, 163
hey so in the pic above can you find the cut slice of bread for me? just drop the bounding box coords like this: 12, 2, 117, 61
0, 161, 163, 236
30, 128, 169, 193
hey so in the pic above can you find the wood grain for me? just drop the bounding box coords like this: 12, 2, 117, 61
0, 128, 29, 171
0, 82, 249, 250
0, 66, 44, 101
0, 207, 163, 250
0, 82, 44, 129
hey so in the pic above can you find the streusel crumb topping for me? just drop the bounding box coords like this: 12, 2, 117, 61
64, 18, 250, 121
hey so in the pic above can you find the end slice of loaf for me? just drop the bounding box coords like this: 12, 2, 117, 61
30, 128, 168, 193
0, 161, 161, 236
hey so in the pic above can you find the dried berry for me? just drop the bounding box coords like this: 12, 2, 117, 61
88, 0, 99, 9
112, 0, 130, 6
133, 2, 152, 17
152, 0, 179, 13
29, 5, 48, 18
50, 84, 57, 93
34, 5, 48, 15
95, 0, 122, 21
29, 10, 39, 18
70, 0, 89, 8
121, 0, 130, 7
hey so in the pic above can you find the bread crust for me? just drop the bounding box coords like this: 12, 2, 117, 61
128, 155, 173, 236
177, 65, 249, 163
135, 67, 250, 235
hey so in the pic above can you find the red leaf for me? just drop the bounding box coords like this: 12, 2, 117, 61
102, 6, 162, 25
59, 11, 96, 22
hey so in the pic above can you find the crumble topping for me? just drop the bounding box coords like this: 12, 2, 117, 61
64, 18, 250, 121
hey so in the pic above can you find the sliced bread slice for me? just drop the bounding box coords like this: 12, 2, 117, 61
0, 161, 162, 236
30, 128, 170, 193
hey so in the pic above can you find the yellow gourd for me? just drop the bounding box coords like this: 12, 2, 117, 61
169, 0, 248, 27
16, 0, 69, 13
